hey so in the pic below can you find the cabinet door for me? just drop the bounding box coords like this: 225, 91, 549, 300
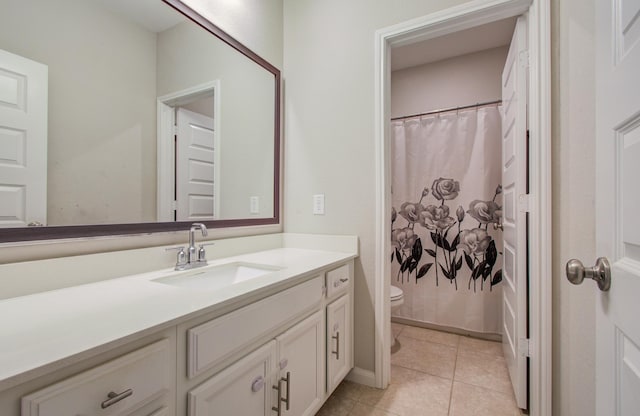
326, 294, 352, 394
188, 341, 276, 416
275, 311, 324, 416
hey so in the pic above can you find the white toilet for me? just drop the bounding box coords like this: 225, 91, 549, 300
390, 285, 404, 347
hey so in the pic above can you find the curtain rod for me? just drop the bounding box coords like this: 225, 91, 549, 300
391, 99, 502, 121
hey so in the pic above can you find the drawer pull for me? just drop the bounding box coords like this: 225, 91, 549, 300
332, 331, 340, 359
100, 388, 133, 409
339, 278, 349, 283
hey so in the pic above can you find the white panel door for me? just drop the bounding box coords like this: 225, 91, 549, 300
326, 294, 352, 395
595, 0, 640, 414
188, 340, 276, 416
0, 49, 47, 227
176, 107, 215, 221
275, 310, 324, 416
501, 16, 528, 409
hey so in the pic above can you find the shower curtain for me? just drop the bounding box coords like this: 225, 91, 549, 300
391, 106, 503, 334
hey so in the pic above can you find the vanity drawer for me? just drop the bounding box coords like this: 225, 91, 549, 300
326, 263, 351, 298
187, 275, 323, 379
22, 339, 171, 416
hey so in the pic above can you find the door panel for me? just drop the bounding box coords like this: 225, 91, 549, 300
501, 15, 528, 409
326, 294, 351, 394
188, 341, 276, 416
276, 310, 324, 416
596, 0, 640, 414
176, 107, 215, 221
0, 49, 47, 227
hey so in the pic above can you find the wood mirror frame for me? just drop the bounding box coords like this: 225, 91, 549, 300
0, 0, 280, 243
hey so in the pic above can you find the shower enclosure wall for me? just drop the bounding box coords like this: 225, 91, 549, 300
390, 46, 508, 336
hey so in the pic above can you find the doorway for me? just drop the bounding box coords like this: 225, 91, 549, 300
157, 81, 221, 222
373, 0, 551, 415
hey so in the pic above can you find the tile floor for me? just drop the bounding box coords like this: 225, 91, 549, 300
315, 323, 523, 416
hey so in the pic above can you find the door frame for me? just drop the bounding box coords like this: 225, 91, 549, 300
157, 80, 221, 222
372, 0, 552, 414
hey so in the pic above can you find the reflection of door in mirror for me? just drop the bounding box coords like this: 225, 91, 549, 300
157, 81, 221, 223
176, 106, 216, 222
0, 49, 47, 227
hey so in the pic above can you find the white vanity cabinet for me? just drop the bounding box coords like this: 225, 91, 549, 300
188, 310, 325, 416
185, 261, 353, 416
2, 255, 355, 416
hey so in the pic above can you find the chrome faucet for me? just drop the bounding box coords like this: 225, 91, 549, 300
188, 223, 208, 264
167, 223, 214, 271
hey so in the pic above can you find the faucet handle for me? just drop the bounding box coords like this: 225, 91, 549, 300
197, 242, 215, 263
166, 246, 188, 269
165, 245, 185, 252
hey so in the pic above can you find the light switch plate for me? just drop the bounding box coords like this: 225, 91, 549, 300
250, 196, 259, 214
313, 194, 325, 215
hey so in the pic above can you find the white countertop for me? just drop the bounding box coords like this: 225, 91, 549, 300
0, 246, 357, 390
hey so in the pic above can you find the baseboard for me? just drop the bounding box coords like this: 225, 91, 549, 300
345, 366, 376, 387
392, 317, 502, 342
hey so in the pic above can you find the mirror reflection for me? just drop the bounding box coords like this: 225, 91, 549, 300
0, 0, 276, 229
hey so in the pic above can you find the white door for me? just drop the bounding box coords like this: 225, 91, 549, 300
326, 294, 352, 394
188, 340, 276, 416
275, 310, 324, 416
0, 49, 47, 227
501, 16, 528, 409
594, 0, 640, 414
176, 107, 215, 221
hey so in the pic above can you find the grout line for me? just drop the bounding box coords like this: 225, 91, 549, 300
389, 363, 454, 383
447, 333, 460, 416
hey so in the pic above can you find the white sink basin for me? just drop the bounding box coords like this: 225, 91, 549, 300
153, 262, 282, 290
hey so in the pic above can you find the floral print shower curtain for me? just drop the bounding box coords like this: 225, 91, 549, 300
391, 106, 503, 334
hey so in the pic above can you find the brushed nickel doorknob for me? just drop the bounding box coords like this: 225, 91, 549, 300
566, 257, 611, 291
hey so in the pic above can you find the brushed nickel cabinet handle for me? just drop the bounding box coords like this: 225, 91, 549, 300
282, 371, 291, 411
332, 331, 340, 359
100, 389, 133, 409
272, 379, 282, 415
272, 371, 290, 415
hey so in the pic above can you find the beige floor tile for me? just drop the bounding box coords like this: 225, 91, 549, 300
449, 381, 520, 416
390, 335, 457, 379
454, 350, 513, 394
399, 325, 460, 347
358, 365, 451, 416
332, 380, 364, 402
391, 322, 404, 339
458, 335, 503, 357
349, 402, 400, 416
315, 394, 356, 416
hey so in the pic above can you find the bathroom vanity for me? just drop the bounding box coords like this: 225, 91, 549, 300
0, 234, 357, 416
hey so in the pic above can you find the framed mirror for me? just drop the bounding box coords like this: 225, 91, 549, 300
0, 0, 280, 242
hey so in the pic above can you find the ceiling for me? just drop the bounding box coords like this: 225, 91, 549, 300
92, 0, 186, 33
391, 17, 517, 71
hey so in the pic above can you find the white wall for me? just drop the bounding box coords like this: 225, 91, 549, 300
282, 0, 470, 374
284, 0, 597, 412
551, 0, 596, 414
390, 46, 508, 118
183, 0, 283, 70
